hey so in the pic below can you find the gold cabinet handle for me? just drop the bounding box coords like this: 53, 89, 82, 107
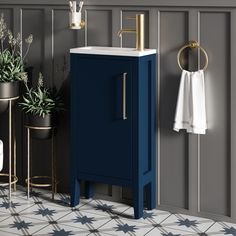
122, 72, 127, 120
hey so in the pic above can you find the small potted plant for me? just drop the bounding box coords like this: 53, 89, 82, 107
19, 73, 64, 139
0, 13, 33, 112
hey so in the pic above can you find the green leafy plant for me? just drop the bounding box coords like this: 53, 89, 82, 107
0, 13, 33, 82
0, 50, 24, 82
19, 73, 64, 117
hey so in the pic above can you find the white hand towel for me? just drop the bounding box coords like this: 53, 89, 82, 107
173, 70, 207, 134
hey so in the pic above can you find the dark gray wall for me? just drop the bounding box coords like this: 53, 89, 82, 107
1, 0, 236, 223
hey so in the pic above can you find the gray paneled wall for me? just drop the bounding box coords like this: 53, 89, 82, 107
0, 0, 236, 223
200, 12, 231, 216
159, 11, 189, 210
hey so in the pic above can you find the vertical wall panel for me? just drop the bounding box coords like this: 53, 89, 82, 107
200, 12, 230, 216
86, 10, 112, 46
0, 8, 13, 30
22, 9, 44, 83
159, 11, 189, 209
230, 9, 236, 221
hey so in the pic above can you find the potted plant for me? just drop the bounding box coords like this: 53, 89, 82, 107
19, 73, 64, 139
0, 13, 33, 112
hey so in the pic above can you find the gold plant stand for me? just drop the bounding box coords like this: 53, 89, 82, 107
25, 126, 57, 200
0, 96, 19, 200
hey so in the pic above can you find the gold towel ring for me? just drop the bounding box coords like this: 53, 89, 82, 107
177, 41, 209, 71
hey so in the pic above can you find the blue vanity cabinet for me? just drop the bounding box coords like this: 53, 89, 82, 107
70, 52, 156, 219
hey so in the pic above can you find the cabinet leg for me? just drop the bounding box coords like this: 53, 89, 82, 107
85, 181, 94, 199
133, 186, 144, 219
146, 181, 156, 210
70, 178, 80, 207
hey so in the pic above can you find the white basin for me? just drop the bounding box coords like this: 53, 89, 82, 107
70, 46, 156, 57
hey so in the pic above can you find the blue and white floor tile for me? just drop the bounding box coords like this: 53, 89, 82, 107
78, 199, 130, 217
158, 213, 215, 234
121, 207, 171, 224
58, 209, 116, 231
203, 221, 236, 236
0, 186, 236, 235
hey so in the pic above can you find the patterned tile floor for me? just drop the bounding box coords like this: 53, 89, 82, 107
0, 186, 235, 235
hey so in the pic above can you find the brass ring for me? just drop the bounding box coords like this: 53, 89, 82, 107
0, 96, 19, 101
177, 41, 208, 71
25, 125, 55, 130
0, 173, 18, 187
25, 176, 55, 188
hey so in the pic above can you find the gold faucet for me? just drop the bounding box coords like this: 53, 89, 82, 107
117, 14, 145, 51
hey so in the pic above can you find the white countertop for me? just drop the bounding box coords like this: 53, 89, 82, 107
70, 46, 157, 57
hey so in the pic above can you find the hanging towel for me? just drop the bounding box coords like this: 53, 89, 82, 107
173, 70, 207, 134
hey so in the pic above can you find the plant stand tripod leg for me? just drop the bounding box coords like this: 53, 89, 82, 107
27, 128, 30, 199
8, 100, 12, 201
53, 129, 57, 195
30, 134, 32, 193
13, 104, 16, 192
51, 130, 55, 200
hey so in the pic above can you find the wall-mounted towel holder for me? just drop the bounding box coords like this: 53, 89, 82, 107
177, 40, 209, 71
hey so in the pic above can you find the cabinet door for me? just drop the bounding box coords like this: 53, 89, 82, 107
71, 55, 133, 181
